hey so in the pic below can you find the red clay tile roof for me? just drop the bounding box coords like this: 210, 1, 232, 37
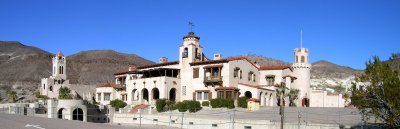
190, 56, 249, 66
239, 83, 275, 91
203, 64, 223, 68
215, 86, 240, 90
96, 83, 116, 88
137, 61, 179, 69
282, 75, 297, 79
114, 61, 179, 75
259, 65, 291, 70
247, 98, 259, 102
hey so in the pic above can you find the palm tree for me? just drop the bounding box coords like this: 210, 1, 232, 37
7, 90, 17, 103
275, 83, 289, 106
288, 89, 300, 107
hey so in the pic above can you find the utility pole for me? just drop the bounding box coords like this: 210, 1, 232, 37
280, 93, 285, 129
181, 112, 184, 129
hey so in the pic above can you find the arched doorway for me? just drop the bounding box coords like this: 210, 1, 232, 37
169, 88, 176, 101
132, 89, 137, 101
152, 88, 159, 100
302, 98, 310, 107
72, 108, 83, 121
142, 88, 149, 102
244, 91, 252, 98
57, 108, 65, 119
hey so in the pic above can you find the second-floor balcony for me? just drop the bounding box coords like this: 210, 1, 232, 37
204, 76, 223, 86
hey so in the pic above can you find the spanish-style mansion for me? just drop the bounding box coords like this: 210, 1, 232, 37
95, 32, 344, 108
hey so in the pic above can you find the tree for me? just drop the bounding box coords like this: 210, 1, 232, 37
276, 83, 289, 106
58, 87, 73, 99
7, 90, 17, 103
110, 99, 127, 110
389, 52, 400, 60
288, 89, 300, 107
351, 56, 400, 128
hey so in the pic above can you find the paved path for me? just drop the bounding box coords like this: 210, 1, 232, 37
0, 113, 176, 129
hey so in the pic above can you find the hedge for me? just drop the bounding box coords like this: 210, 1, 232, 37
175, 100, 202, 113
210, 99, 235, 109
237, 96, 249, 108
156, 99, 176, 112
202, 101, 210, 107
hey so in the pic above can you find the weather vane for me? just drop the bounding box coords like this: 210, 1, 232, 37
188, 21, 195, 32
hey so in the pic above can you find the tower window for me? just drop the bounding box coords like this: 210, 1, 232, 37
183, 48, 188, 58
296, 56, 298, 63
49, 86, 53, 91
301, 56, 305, 63
43, 84, 46, 89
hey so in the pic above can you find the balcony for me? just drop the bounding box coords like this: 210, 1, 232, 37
204, 76, 223, 86
114, 84, 126, 91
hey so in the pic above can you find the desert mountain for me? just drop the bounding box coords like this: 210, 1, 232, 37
67, 50, 154, 85
0, 41, 154, 102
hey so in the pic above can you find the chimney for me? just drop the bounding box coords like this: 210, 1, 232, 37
213, 53, 222, 60
128, 64, 137, 71
159, 57, 168, 63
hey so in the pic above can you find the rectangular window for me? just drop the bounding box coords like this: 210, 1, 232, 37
196, 91, 209, 100
204, 92, 208, 100
266, 77, 275, 86
97, 93, 101, 101
104, 93, 111, 101
197, 92, 202, 100
193, 68, 199, 78
182, 86, 186, 96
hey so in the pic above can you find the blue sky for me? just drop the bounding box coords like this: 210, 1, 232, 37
0, 0, 399, 69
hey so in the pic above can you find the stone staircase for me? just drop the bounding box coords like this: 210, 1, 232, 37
129, 104, 149, 113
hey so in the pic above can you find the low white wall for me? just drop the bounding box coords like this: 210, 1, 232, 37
310, 90, 345, 107
112, 113, 340, 129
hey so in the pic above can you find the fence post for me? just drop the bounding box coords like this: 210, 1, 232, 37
298, 111, 301, 129
181, 112, 184, 129
169, 110, 172, 126
139, 109, 142, 127
232, 109, 236, 129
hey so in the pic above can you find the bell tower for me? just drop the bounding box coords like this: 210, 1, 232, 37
291, 48, 311, 107
179, 32, 203, 64
52, 51, 67, 80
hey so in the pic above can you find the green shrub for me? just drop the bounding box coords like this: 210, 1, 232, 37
237, 96, 248, 108
202, 101, 210, 107
110, 99, 127, 110
186, 100, 202, 113
210, 99, 235, 109
174, 100, 202, 113
175, 102, 187, 112
166, 100, 175, 110
156, 99, 167, 112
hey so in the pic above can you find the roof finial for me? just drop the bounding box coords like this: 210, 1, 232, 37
300, 29, 303, 49
188, 21, 194, 32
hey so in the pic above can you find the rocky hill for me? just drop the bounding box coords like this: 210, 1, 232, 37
0, 41, 154, 102
239, 54, 290, 66
310, 60, 363, 89
67, 50, 154, 84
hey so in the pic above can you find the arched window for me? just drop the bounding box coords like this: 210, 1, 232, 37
296, 56, 298, 63
183, 48, 188, 58
43, 84, 46, 89
49, 86, 53, 91
301, 56, 305, 63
